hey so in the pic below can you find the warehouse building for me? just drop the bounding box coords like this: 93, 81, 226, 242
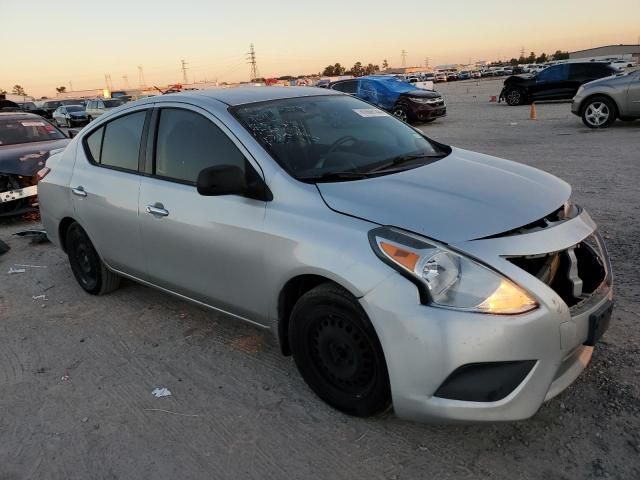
569, 44, 640, 63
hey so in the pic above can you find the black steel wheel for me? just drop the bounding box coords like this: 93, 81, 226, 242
289, 283, 391, 417
66, 222, 120, 295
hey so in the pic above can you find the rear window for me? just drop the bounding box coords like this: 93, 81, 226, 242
0, 118, 65, 146
104, 100, 125, 108
84, 111, 146, 171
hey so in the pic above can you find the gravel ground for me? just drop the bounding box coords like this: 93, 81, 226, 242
1, 79, 639, 479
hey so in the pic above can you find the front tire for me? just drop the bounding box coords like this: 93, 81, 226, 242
289, 283, 391, 417
66, 222, 120, 295
581, 96, 616, 128
392, 104, 410, 123
505, 87, 526, 106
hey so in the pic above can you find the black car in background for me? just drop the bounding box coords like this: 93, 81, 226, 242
500, 62, 617, 106
0, 112, 69, 216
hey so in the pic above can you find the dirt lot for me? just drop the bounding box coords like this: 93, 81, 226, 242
1, 79, 639, 479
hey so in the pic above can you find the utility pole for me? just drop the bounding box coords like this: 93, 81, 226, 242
68, 81, 73, 91
247, 44, 259, 81
138, 65, 147, 89
122, 75, 130, 89
181, 59, 189, 85
424, 57, 429, 68
401, 49, 407, 68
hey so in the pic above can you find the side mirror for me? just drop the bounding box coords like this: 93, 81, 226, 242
68, 129, 80, 138
197, 165, 247, 196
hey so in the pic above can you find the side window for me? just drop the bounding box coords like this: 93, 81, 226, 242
537, 64, 569, 82
85, 127, 104, 162
332, 80, 358, 94
99, 111, 146, 171
154, 108, 245, 184
569, 64, 591, 80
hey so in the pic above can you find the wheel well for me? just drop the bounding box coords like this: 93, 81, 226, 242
580, 93, 618, 117
58, 217, 76, 252
277, 275, 343, 356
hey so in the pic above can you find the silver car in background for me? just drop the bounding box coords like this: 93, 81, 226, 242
572, 68, 640, 128
38, 87, 613, 422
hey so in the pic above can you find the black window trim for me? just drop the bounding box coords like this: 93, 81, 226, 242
81, 108, 152, 175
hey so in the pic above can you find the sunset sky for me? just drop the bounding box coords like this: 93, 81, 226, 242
2, 0, 639, 97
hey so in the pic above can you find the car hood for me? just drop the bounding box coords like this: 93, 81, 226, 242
0, 139, 70, 176
316, 147, 571, 243
504, 74, 534, 85
400, 89, 441, 99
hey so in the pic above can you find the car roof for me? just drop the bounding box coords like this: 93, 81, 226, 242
0, 112, 46, 121
162, 86, 341, 106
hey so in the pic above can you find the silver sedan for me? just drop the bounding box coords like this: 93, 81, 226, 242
38, 87, 613, 422
572, 68, 640, 128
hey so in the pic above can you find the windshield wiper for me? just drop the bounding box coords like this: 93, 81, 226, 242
298, 171, 379, 183
365, 153, 444, 173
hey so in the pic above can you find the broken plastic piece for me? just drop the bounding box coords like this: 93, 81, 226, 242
8, 267, 26, 274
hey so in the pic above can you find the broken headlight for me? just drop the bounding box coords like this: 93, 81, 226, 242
369, 227, 537, 314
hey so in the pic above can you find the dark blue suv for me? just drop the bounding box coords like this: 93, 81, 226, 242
329, 76, 446, 124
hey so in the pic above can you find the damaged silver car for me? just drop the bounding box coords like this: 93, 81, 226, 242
0, 112, 69, 216
38, 88, 614, 422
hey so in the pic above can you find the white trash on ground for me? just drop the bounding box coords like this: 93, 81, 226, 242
151, 387, 172, 398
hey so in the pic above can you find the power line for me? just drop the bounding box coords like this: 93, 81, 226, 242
401, 49, 407, 68
247, 44, 259, 81
181, 59, 189, 84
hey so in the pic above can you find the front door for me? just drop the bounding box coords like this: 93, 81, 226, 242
70, 107, 149, 277
138, 105, 269, 324
626, 72, 640, 116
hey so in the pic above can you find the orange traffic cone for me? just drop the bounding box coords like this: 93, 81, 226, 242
530, 102, 537, 120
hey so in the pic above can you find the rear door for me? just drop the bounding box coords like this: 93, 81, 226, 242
532, 64, 570, 100
137, 104, 269, 323
70, 106, 151, 277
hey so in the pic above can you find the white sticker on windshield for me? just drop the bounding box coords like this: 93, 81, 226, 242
353, 108, 388, 118
20, 121, 46, 127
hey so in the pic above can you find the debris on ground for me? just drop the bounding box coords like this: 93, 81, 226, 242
8, 267, 26, 274
32, 295, 47, 300
0, 239, 9, 255
151, 387, 172, 398
13, 229, 49, 245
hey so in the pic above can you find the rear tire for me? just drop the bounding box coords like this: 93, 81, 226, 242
505, 87, 526, 106
66, 222, 120, 295
289, 283, 391, 417
581, 96, 616, 128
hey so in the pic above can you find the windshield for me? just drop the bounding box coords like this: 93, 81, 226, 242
66, 106, 84, 112
232, 95, 448, 181
0, 118, 65, 146
104, 99, 125, 108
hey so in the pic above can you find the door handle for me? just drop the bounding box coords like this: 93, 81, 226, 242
71, 186, 87, 197
146, 204, 169, 217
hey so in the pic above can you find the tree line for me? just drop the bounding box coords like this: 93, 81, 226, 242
321, 61, 383, 77
500, 50, 570, 66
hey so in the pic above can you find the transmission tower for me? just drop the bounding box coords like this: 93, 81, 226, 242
181, 59, 189, 84
122, 75, 130, 89
104, 74, 113, 91
520, 47, 525, 59
247, 44, 259, 81
424, 57, 429, 68
138, 65, 147, 89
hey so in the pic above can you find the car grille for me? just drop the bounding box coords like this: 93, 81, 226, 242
506, 233, 609, 308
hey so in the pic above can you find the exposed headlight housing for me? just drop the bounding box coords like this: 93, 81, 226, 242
369, 227, 537, 314
410, 97, 443, 105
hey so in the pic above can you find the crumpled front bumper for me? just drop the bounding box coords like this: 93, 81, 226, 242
359, 208, 613, 422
